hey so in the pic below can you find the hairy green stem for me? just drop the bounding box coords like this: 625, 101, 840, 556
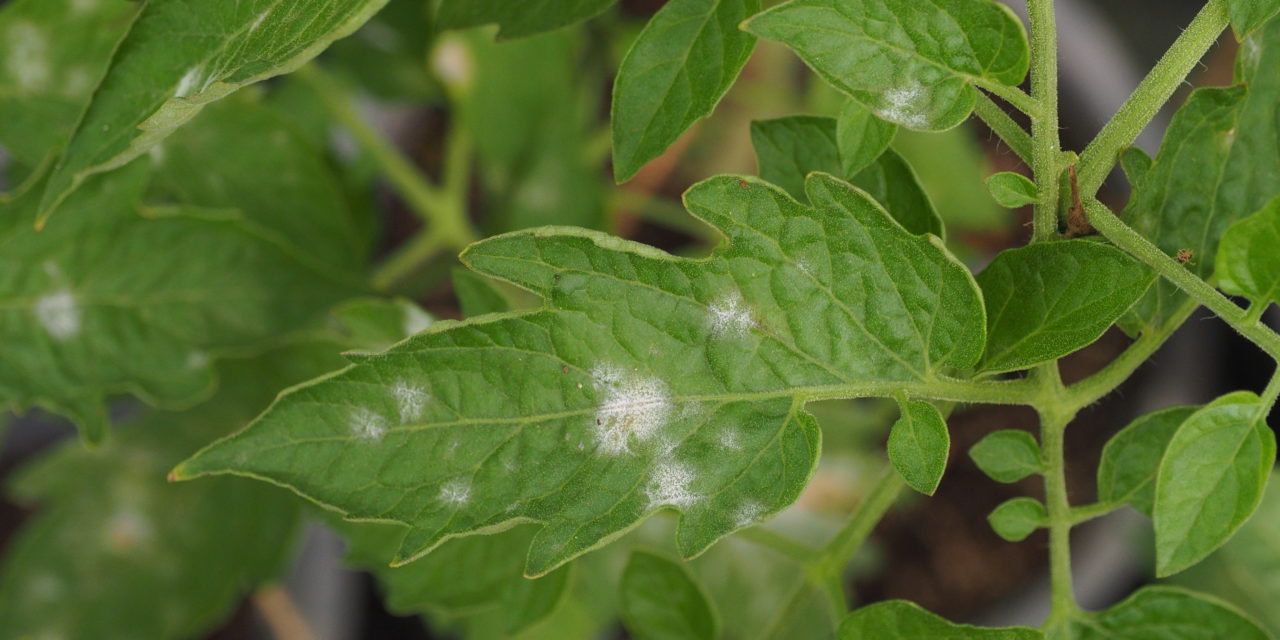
1068, 500, 1119, 526
815, 466, 907, 611
1028, 0, 1063, 242
1039, 405, 1081, 631
1065, 300, 1197, 410
1077, 0, 1229, 197
974, 93, 1033, 165
974, 79, 1041, 119
1083, 198, 1280, 360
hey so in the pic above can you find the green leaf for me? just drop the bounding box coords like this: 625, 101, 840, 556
0, 0, 137, 169
332, 298, 436, 352
988, 497, 1046, 542
1154, 393, 1276, 576
452, 268, 515, 318
1123, 22, 1280, 334
621, 550, 719, 640
751, 116, 841, 202
892, 127, 1003, 233
0, 163, 361, 442
1227, 0, 1280, 39
35, 0, 389, 225
976, 240, 1155, 374
743, 0, 1029, 131
1070, 586, 1269, 640
611, 0, 759, 182
435, 0, 616, 39
174, 172, 986, 576
850, 150, 943, 238
985, 172, 1038, 209
887, 399, 949, 495
838, 600, 1042, 639
836, 100, 897, 177
1096, 406, 1197, 517
1217, 197, 1280, 308
1119, 146, 1154, 190
969, 429, 1042, 484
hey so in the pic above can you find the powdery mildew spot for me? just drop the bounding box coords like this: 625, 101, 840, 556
390, 380, 429, 422
248, 10, 270, 33
174, 66, 209, 99
591, 364, 672, 455
62, 66, 92, 98
402, 304, 433, 336
718, 427, 743, 451
350, 408, 387, 441
733, 501, 765, 527
877, 83, 929, 129
105, 509, 154, 552
646, 460, 699, 510
7, 21, 48, 92
438, 479, 471, 506
35, 289, 81, 340
185, 351, 209, 370
707, 291, 756, 338
149, 144, 166, 164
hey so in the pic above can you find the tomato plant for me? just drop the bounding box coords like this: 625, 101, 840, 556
1, 0, 1279, 638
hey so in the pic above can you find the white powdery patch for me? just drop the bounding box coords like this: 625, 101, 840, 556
645, 460, 699, 510
149, 144, 166, 164
877, 83, 929, 129
105, 509, 154, 552
706, 292, 756, 338
390, 380, 429, 422
733, 501, 766, 528
438, 478, 471, 506
35, 289, 81, 340
173, 66, 209, 99
248, 10, 270, 33
718, 427, 743, 451
185, 351, 209, 370
591, 364, 672, 455
350, 408, 387, 441
7, 21, 49, 91
402, 304, 433, 336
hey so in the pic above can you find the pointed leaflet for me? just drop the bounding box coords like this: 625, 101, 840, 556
621, 550, 719, 640
1227, 0, 1280, 39
0, 0, 136, 169
988, 497, 1046, 542
1069, 586, 1268, 640
743, 0, 1029, 131
969, 429, 1042, 484
435, 0, 616, 39
35, 0, 388, 224
839, 601, 1042, 639
1216, 197, 1280, 308
1123, 21, 1280, 333
976, 240, 1155, 374
0, 163, 360, 442
612, 0, 759, 182
1154, 393, 1276, 576
986, 172, 1038, 209
175, 173, 985, 576
836, 100, 896, 177
887, 399, 949, 495
1096, 406, 1197, 517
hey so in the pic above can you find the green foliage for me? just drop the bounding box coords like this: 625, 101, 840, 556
621, 550, 720, 640
970, 430, 1043, 484
1069, 586, 1269, 640
887, 399, 949, 495
744, 0, 1030, 131
435, 0, 617, 39
1226, 0, 1280, 38
1217, 197, 1280, 308
988, 497, 1047, 543
612, 0, 759, 182
986, 172, 1039, 209
838, 600, 1042, 639
1097, 406, 1197, 517
836, 100, 897, 176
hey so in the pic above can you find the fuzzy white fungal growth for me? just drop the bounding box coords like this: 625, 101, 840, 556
35, 289, 81, 340
707, 292, 756, 338
174, 66, 208, 99
7, 21, 49, 91
733, 501, 765, 527
390, 380, 429, 422
646, 460, 699, 510
403, 304, 433, 336
438, 479, 471, 506
878, 83, 929, 129
350, 408, 387, 441
591, 364, 672, 455
718, 427, 743, 451
248, 10, 270, 33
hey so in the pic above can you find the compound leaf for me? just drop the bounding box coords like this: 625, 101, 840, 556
743, 0, 1029, 131
969, 429, 1042, 484
612, 0, 759, 182
1070, 586, 1269, 640
977, 240, 1155, 373
839, 601, 1042, 639
1097, 406, 1197, 517
35, 0, 388, 225
1154, 393, 1276, 576
1216, 197, 1280, 308
988, 497, 1046, 542
887, 399, 949, 495
174, 172, 986, 577
621, 550, 719, 640
436, 0, 616, 39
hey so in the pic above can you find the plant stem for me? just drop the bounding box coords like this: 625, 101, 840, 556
737, 526, 822, 565
974, 93, 1033, 166
1038, 405, 1080, 631
1083, 198, 1280, 360
1027, 0, 1063, 242
1076, 0, 1229, 197
974, 79, 1041, 119
814, 465, 907, 611
371, 229, 452, 292
1068, 501, 1118, 526
1065, 300, 1197, 410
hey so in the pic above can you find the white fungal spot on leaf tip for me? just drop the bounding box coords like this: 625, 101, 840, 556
403, 305, 433, 336
707, 291, 756, 338
350, 408, 387, 441
35, 289, 81, 340
878, 82, 929, 129
733, 501, 766, 527
390, 380, 429, 422
174, 66, 207, 99
646, 460, 699, 510
7, 21, 49, 91
438, 479, 471, 506
591, 364, 672, 456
